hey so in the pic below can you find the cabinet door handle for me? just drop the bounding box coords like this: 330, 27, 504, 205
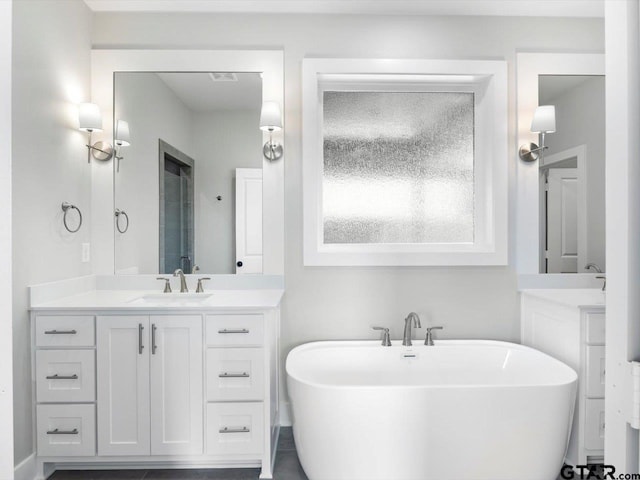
152, 324, 157, 355
46, 428, 78, 435
217, 328, 249, 334
218, 372, 250, 378
219, 426, 250, 434
45, 374, 78, 380
44, 330, 77, 335
138, 323, 144, 355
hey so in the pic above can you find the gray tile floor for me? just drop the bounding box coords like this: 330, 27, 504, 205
47, 428, 308, 480
45, 430, 593, 480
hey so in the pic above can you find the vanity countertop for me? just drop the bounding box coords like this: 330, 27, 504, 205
30, 289, 284, 311
520, 288, 605, 309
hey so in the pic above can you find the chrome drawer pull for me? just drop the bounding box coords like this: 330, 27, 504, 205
46, 374, 78, 380
217, 328, 249, 334
44, 330, 77, 335
219, 426, 250, 434
46, 428, 78, 435
218, 372, 250, 378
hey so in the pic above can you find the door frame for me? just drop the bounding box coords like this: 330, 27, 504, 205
539, 145, 587, 273
158, 139, 195, 274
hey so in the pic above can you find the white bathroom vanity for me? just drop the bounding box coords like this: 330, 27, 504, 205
521, 289, 605, 467
30, 276, 283, 480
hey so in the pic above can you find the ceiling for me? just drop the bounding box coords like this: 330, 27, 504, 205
538, 74, 602, 104
155, 72, 262, 112
83, 0, 604, 17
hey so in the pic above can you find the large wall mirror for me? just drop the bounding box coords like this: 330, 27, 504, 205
114, 72, 263, 274
538, 74, 605, 273
90, 50, 284, 276
516, 53, 605, 281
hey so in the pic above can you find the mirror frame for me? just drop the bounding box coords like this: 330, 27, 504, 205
516, 52, 604, 286
90, 50, 284, 275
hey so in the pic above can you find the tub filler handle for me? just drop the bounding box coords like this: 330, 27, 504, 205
425, 326, 444, 346
372, 326, 392, 346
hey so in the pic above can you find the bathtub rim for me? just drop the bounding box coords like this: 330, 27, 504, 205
286, 339, 578, 390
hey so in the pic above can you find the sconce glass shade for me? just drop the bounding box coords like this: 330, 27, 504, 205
78, 103, 102, 132
259, 101, 283, 131
115, 120, 130, 146
530, 105, 556, 133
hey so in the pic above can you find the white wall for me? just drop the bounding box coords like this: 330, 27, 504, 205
92, 13, 604, 407
114, 73, 193, 274
192, 110, 262, 273
0, 0, 14, 477
544, 76, 606, 271
12, 0, 92, 466
604, 0, 640, 471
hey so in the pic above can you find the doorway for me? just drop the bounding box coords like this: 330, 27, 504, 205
539, 145, 587, 273
159, 140, 195, 275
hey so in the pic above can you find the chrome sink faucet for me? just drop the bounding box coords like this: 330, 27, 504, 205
585, 263, 603, 273
173, 269, 188, 293
403, 312, 421, 346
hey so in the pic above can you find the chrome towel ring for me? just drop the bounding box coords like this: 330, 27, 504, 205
61, 202, 82, 233
115, 208, 129, 233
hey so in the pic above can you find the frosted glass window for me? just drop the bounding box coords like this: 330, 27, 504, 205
322, 91, 474, 244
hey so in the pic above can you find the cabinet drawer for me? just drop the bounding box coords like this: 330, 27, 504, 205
35, 316, 95, 347
37, 404, 96, 457
207, 348, 264, 401
584, 398, 605, 451
36, 350, 95, 402
586, 345, 606, 398
206, 402, 264, 456
585, 312, 606, 345
206, 315, 264, 346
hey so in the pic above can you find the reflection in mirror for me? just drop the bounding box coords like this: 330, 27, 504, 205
114, 72, 263, 275
538, 75, 605, 273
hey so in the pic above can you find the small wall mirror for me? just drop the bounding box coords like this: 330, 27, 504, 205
537, 74, 605, 273
114, 72, 264, 275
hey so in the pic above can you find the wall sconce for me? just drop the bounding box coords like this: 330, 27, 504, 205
114, 120, 130, 172
519, 105, 556, 163
260, 101, 283, 161
79, 103, 113, 163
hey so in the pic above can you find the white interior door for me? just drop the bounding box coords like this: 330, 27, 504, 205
97, 316, 150, 456
149, 316, 203, 455
236, 168, 263, 274
547, 168, 579, 273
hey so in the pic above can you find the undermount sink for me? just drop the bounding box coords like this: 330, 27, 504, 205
128, 293, 214, 306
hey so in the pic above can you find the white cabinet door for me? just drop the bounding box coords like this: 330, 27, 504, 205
149, 315, 203, 455
97, 316, 150, 456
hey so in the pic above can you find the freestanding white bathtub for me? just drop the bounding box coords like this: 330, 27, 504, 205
286, 340, 577, 480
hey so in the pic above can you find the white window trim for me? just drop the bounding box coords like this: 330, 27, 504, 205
302, 58, 508, 266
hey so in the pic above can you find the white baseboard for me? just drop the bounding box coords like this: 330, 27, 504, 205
14, 453, 36, 480
279, 401, 291, 426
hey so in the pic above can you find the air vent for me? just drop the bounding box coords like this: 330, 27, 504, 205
208, 72, 238, 82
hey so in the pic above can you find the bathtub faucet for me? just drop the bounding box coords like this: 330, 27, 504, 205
402, 312, 421, 346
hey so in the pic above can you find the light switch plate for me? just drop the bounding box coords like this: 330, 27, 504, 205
81, 243, 90, 263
